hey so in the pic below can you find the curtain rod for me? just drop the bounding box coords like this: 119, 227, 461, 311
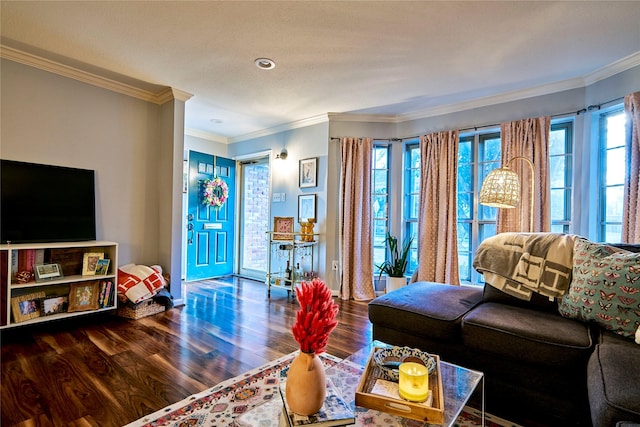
330, 96, 625, 141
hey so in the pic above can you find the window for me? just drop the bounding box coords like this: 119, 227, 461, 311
404, 142, 420, 275
393, 120, 573, 284
372, 145, 390, 273
457, 131, 501, 284
599, 108, 626, 242
549, 122, 573, 233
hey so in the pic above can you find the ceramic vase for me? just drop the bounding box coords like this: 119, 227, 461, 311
386, 276, 406, 293
285, 351, 326, 415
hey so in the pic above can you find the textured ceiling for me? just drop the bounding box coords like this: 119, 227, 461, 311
2, 1, 640, 141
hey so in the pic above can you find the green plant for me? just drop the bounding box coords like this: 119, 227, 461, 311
376, 232, 414, 278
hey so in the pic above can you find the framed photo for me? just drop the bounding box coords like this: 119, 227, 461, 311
299, 157, 318, 188
11, 291, 45, 323
273, 216, 294, 240
34, 263, 63, 282
82, 252, 104, 276
42, 296, 68, 316
95, 259, 110, 275
68, 282, 100, 312
298, 194, 317, 222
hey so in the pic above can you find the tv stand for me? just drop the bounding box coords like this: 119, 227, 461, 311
0, 240, 118, 329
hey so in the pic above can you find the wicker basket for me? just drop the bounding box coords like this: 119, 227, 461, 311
117, 297, 165, 320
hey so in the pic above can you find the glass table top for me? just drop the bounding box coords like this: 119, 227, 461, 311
330, 340, 484, 427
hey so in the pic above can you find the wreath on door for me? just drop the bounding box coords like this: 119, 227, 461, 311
202, 177, 229, 208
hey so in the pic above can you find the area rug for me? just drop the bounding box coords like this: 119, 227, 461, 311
125, 351, 521, 427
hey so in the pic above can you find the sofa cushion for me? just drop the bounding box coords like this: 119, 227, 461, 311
482, 284, 558, 313
588, 332, 640, 426
462, 302, 594, 367
558, 239, 640, 339
368, 282, 482, 343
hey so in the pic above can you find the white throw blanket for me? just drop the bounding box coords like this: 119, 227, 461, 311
473, 233, 580, 301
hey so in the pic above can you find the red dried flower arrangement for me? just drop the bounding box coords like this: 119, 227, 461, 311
291, 279, 339, 354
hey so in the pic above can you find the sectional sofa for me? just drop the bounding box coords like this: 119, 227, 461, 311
368, 234, 640, 426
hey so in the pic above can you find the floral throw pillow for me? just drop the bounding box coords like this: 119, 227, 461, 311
559, 239, 640, 340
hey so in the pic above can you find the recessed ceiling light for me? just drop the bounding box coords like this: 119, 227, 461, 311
254, 58, 276, 70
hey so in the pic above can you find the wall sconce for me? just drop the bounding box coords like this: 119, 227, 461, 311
276, 148, 288, 160
479, 156, 535, 231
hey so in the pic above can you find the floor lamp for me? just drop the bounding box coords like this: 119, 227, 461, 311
479, 156, 535, 232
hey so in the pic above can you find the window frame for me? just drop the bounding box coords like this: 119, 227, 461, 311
372, 143, 391, 274
598, 106, 626, 242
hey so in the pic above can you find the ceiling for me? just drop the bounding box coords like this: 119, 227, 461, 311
2, 1, 640, 142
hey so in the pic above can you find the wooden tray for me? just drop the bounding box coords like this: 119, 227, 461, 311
355, 346, 444, 424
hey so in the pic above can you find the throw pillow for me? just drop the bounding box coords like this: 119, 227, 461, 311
559, 239, 640, 340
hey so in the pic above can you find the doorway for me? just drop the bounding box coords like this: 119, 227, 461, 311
185, 151, 236, 281
238, 156, 271, 279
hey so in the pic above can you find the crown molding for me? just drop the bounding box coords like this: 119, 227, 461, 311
328, 51, 640, 125
327, 112, 398, 123
156, 87, 194, 104
583, 51, 640, 86
0, 45, 191, 104
229, 113, 330, 143
184, 128, 229, 144
398, 77, 587, 123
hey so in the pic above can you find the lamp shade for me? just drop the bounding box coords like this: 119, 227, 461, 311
479, 167, 521, 208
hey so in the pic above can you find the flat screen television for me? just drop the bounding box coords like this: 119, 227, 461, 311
1, 160, 97, 244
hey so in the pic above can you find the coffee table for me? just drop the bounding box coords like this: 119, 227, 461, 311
237, 340, 484, 427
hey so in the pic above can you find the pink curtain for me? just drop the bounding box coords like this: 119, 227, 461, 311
497, 117, 551, 233
416, 131, 460, 285
623, 91, 640, 243
339, 137, 375, 300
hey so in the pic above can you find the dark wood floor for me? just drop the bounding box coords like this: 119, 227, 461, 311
0, 276, 372, 427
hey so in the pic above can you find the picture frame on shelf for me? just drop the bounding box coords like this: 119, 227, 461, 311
68, 282, 100, 312
34, 263, 63, 282
298, 194, 317, 222
42, 296, 68, 316
11, 291, 45, 323
82, 252, 104, 276
299, 157, 318, 188
273, 216, 294, 240
95, 259, 110, 275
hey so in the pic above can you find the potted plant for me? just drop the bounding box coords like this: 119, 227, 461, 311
376, 232, 414, 293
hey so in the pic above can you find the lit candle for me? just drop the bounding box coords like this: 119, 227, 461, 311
398, 362, 429, 402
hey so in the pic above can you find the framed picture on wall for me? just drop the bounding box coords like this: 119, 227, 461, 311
298, 194, 317, 222
299, 157, 318, 188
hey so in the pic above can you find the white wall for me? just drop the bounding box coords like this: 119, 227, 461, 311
227, 123, 332, 288
1, 59, 185, 299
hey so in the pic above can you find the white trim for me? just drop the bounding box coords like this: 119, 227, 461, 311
0, 44, 192, 104
234, 150, 273, 161
4, 43, 638, 136
184, 128, 229, 144
327, 113, 398, 123
228, 114, 329, 143
583, 51, 640, 86
398, 77, 586, 123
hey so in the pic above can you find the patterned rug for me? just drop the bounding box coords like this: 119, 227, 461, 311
126, 351, 521, 427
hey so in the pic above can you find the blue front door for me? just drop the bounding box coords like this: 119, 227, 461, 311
186, 151, 236, 281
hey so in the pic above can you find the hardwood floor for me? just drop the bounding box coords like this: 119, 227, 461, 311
0, 276, 372, 427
